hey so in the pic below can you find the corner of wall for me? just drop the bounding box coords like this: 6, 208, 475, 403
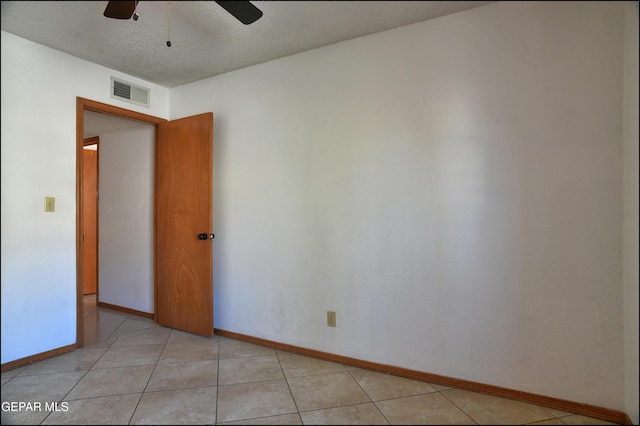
622, 1, 639, 424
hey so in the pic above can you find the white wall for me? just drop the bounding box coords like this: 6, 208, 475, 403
98, 125, 155, 314
171, 1, 626, 411
0, 30, 169, 363
623, 2, 639, 424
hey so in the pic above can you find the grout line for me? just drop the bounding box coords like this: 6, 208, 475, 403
215, 333, 221, 425
345, 367, 390, 423
437, 389, 481, 425
274, 348, 303, 423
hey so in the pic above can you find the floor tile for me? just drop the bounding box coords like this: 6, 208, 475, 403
0, 371, 86, 425
109, 316, 160, 339
1, 366, 26, 379
65, 364, 154, 400
84, 316, 126, 344
83, 336, 117, 349
560, 414, 619, 425
1, 371, 86, 402
168, 329, 220, 345
348, 368, 437, 401
41, 394, 141, 425
146, 359, 218, 391
218, 354, 284, 385
218, 413, 303, 425
129, 387, 218, 425
84, 305, 97, 317
542, 407, 574, 418
527, 419, 568, 425
375, 393, 476, 425
219, 337, 276, 359
91, 308, 128, 323
111, 327, 171, 347
277, 351, 346, 378
430, 383, 454, 391
299, 402, 390, 425
441, 388, 555, 425
159, 341, 219, 364
217, 380, 297, 423
287, 372, 371, 412
92, 343, 164, 369
17, 348, 107, 376
1, 403, 55, 425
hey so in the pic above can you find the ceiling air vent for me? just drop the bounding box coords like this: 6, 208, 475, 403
110, 77, 150, 108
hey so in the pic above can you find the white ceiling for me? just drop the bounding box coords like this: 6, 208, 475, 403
1, 1, 493, 89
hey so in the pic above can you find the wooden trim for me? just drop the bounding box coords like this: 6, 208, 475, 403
215, 329, 628, 425
153, 121, 159, 323
1, 344, 76, 373
95, 139, 100, 303
79, 97, 167, 126
76, 97, 167, 350
83, 136, 100, 146
97, 301, 154, 319
623, 413, 633, 425
76, 98, 85, 349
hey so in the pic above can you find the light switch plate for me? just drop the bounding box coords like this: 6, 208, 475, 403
327, 311, 336, 327
44, 197, 55, 212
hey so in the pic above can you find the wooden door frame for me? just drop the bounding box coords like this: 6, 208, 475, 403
76, 97, 166, 348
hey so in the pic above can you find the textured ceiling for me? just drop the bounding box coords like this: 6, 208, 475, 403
1, 1, 493, 88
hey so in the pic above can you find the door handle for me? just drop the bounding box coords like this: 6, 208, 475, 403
198, 233, 208, 240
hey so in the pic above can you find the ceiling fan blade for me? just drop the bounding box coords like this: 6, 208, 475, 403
104, 1, 138, 19
214, 1, 263, 25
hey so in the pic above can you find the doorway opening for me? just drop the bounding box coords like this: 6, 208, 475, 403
76, 97, 165, 348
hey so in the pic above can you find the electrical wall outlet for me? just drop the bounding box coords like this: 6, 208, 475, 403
327, 311, 336, 327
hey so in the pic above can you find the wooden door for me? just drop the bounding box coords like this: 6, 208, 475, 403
156, 113, 214, 336
83, 145, 98, 295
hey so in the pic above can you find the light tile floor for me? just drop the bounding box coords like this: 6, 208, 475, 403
1, 295, 620, 425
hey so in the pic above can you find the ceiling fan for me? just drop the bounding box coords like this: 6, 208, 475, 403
103, 1, 263, 25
